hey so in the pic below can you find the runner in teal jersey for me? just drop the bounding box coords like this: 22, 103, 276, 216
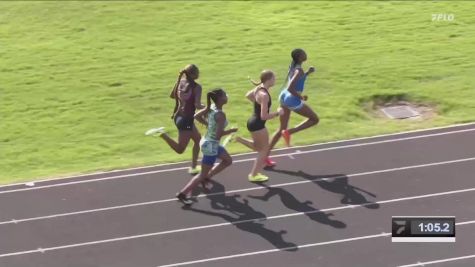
176, 88, 238, 205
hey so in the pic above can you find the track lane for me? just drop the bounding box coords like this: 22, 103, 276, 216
0, 127, 474, 222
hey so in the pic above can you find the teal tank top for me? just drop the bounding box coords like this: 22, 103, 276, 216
205, 105, 228, 142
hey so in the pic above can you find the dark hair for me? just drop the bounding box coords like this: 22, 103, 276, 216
171, 64, 199, 119
206, 88, 225, 112
249, 70, 275, 86
182, 64, 199, 93
285, 48, 306, 82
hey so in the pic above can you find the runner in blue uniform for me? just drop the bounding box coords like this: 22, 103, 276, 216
266, 49, 319, 166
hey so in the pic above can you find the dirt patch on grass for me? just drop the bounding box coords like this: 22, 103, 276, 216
360, 93, 437, 120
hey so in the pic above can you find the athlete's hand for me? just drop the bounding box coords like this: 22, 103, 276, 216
307, 66, 316, 74
277, 107, 284, 116
229, 127, 239, 133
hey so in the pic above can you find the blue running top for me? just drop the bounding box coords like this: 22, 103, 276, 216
286, 64, 307, 93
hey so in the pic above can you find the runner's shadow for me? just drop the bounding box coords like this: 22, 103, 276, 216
248, 184, 346, 229
183, 181, 298, 251
268, 169, 380, 209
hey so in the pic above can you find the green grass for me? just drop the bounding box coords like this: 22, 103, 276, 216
2, 1, 475, 184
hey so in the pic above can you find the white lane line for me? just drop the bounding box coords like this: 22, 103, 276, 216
457, 220, 475, 226
3, 122, 474, 189
2, 127, 475, 195
1, 187, 475, 259
0, 199, 180, 225
284, 127, 475, 158
158, 233, 392, 267
398, 254, 475, 267
156, 220, 475, 267
2, 156, 475, 225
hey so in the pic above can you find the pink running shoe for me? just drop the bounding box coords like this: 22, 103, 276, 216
265, 158, 276, 167
281, 129, 291, 147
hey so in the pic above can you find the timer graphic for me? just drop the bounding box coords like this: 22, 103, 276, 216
392, 216, 455, 242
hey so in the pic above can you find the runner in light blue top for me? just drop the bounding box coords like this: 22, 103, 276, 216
266, 48, 320, 166
176, 88, 238, 205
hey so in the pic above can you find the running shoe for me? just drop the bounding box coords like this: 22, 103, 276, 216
265, 158, 276, 167
145, 127, 166, 136
281, 129, 291, 147
248, 173, 269, 182
188, 165, 201, 175
176, 192, 193, 205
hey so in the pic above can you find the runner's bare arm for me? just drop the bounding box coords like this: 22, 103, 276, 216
258, 91, 279, 120
216, 113, 237, 139
169, 74, 184, 99
305, 66, 316, 76
194, 108, 208, 126
287, 68, 305, 99
245, 88, 256, 103
194, 84, 205, 109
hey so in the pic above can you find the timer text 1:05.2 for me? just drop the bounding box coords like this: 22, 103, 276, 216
417, 222, 451, 233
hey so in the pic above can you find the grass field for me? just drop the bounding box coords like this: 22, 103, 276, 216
2, 1, 475, 184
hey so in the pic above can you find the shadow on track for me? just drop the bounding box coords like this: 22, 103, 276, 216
183, 181, 298, 251
267, 169, 380, 209
248, 184, 347, 229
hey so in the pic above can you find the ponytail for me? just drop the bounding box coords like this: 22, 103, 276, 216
205, 89, 225, 114
285, 59, 296, 83
170, 70, 186, 119
170, 70, 185, 99
283, 48, 304, 88
206, 92, 212, 112
249, 70, 274, 87
248, 76, 260, 86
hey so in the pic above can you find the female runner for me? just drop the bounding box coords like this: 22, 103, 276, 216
266, 49, 319, 165
235, 70, 283, 182
146, 64, 203, 174
176, 88, 237, 205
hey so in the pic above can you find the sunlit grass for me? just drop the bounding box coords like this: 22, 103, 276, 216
1, 1, 475, 183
